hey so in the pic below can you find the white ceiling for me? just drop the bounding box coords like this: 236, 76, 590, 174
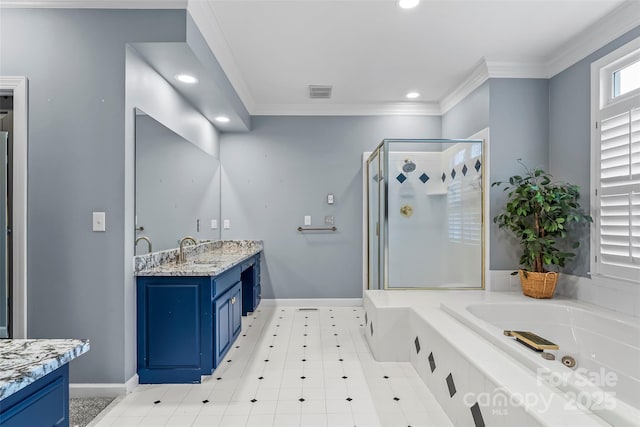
5, 0, 639, 117
201, 0, 635, 115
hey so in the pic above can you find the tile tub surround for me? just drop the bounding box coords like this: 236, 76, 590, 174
364, 291, 611, 427
0, 339, 90, 399
134, 240, 263, 276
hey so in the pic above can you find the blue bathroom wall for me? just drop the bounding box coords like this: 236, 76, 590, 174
489, 78, 550, 271
220, 116, 441, 299
549, 26, 640, 277
0, 8, 187, 385
441, 82, 490, 139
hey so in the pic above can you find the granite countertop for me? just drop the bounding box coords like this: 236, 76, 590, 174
0, 339, 90, 400
135, 240, 263, 277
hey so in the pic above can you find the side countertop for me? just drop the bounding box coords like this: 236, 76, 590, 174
135, 240, 263, 277
0, 339, 90, 400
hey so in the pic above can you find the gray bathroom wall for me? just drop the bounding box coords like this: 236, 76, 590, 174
0, 8, 187, 384
549, 26, 640, 276
441, 82, 490, 139
220, 116, 441, 299
489, 78, 550, 271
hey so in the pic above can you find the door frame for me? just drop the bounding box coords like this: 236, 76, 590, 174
0, 76, 27, 338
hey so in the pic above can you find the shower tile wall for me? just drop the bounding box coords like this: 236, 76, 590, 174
388, 146, 481, 288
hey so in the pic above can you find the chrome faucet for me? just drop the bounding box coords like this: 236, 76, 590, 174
178, 236, 197, 263
135, 236, 152, 254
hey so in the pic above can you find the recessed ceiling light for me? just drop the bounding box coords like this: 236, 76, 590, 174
398, 0, 420, 9
215, 116, 230, 123
406, 92, 420, 99
175, 74, 198, 84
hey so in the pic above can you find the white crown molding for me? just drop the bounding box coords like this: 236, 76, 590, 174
251, 101, 441, 116
0, 0, 186, 8
187, 0, 257, 114
485, 60, 548, 79
439, 60, 488, 115
545, 0, 640, 78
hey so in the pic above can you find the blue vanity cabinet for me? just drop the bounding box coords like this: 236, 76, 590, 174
137, 265, 245, 383
0, 364, 69, 427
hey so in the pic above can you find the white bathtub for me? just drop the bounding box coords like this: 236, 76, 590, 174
443, 300, 640, 426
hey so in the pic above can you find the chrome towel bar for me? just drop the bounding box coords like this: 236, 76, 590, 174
297, 226, 337, 232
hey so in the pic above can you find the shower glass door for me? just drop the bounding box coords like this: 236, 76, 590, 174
0, 132, 8, 337
366, 139, 484, 290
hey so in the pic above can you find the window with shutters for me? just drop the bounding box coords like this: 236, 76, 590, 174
591, 37, 640, 282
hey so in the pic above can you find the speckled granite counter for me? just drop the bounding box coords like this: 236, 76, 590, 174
135, 240, 262, 277
0, 339, 89, 400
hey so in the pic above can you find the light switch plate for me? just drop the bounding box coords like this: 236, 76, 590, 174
304, 215, 312, 226
324, 215, 334, 225
211, 219, 217, 229
327, 194, 334, 205
223, 219, 230, 229
92, 212, 106, 232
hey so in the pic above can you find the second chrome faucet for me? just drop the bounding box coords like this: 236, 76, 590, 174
178, 236, 197, 263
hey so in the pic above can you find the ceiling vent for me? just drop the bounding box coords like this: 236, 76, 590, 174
308, 85, 332, 99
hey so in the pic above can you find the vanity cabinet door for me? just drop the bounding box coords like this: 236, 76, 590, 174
230, 283, 242, 339
214, 290, 231, 368
214, 281, 242, 368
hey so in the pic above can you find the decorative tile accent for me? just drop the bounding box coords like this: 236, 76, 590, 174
441, 172, 446, 182
396, 173, 407, 184
462, 164, 468, 176
446, 373, 456, 397
428, 352, 436, 373
470, 402, 485, 427
414, 337, 421, 354
419, 173, 430, 183
475, 159, 482, 172
451, 168, 456, 180
370, 322, 374, 336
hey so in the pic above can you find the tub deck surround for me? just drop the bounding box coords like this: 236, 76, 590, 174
364, 291, 614, 427
0, 339, 89, 399
134, 240, 263, 276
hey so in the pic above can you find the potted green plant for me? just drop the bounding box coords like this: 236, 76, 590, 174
492, 161, 592, 298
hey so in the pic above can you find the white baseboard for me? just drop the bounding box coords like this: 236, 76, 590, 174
70, 374, 139, 398
260, 298, 362, 307
0, 326, 7, 338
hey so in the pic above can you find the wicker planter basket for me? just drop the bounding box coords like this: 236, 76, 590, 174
518, 270, 559, 299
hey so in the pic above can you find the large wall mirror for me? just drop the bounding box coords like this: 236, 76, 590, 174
135, 109, 221, 254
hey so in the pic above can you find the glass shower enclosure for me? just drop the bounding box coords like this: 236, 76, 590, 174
366, 139, 484, 290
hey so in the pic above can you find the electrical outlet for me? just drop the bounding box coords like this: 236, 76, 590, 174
92, 212, 106, 232
211, 219, 217, 229
223, 219, 230, 229
304, 215, 312, 226
324, 215, 334, 225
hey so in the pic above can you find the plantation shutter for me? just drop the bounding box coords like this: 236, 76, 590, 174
597, 105, 640, 280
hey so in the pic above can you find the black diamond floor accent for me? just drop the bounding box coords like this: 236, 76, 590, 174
258, 376, 264, 380
299, 398, 305, 402
414, 336, 421, 354
202, 400, 209, 404
339, 358, 344, 362
302, 359, 307, 362
250, 399, 257, 403
216, 377, 222, 380
383, 376, 389, 379
342, 376, 348, 379
264, 359, 269, 362
301, 376, 306, 379
153, 400, 161, 404
370, 322, 374, 336
346, 398, 352, 402
428, 352, 436, 373
336, 345, 340, 348
393, 397, 400, 401
227, 360, 231, 363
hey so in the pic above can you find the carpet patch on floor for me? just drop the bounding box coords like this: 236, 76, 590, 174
69, 397, 115, 427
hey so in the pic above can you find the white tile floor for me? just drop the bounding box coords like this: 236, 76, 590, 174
93, 306, 452, 427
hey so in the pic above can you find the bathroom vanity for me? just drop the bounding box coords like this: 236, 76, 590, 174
0, 339, 89, 427
135, 240, 262, 384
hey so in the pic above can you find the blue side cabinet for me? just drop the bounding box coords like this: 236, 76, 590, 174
137, 252, 262, 384
0, 364, 69, 427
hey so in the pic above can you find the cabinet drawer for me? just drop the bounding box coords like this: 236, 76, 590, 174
212, 266, 241, 298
